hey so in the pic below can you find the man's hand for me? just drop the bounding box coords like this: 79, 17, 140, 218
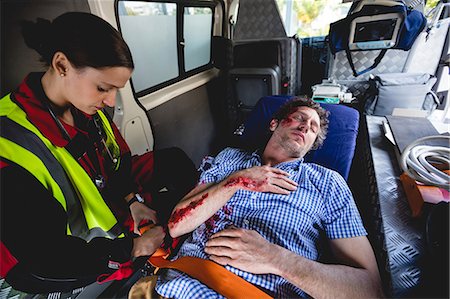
224, 166, 297, 195
204, 227, 277, 274
129, 202, 158, 234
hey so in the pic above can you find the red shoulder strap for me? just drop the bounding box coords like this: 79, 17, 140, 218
0, 241, 18, 277
0, 160, 10, 169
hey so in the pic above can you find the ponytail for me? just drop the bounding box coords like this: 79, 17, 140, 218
21, 18, 55, 65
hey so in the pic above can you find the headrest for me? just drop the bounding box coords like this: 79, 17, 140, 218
238, 96, 359, 180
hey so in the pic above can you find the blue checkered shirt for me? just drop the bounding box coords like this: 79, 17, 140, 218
156, 147, 367, 298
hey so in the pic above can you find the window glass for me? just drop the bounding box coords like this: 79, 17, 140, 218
425, 0, 440, 13
276, 0, 351, 38
183, 7, 212, 72
118, 1, 178, 93
424, 0, 442, 21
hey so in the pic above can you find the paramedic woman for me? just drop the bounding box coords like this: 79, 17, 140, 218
0, 12, 194, 296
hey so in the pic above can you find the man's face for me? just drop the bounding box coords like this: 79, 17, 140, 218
269, 106, 321, 158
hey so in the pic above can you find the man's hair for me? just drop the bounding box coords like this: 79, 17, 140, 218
271, 96, 329, 150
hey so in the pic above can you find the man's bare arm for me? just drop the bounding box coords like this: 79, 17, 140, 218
168, 181, 234, 238
168, 166, 298, 238
206, 228, 384, 298
277, 236, 384, 298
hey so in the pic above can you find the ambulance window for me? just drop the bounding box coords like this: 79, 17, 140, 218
117, 1, 214, 96
183, 7, 212, 72
118, 2, 178, 93
425, 0, 444, 21
276, 0, 351, 37
425, 0, 440, 13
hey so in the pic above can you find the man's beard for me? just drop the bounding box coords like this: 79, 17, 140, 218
278, 134, 309, 159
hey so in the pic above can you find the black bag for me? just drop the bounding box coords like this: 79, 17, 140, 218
364, 73, 439, 116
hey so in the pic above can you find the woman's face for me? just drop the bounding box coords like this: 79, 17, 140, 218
63, 66, 132, 115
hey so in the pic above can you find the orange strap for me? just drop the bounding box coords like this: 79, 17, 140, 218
149, 252, 272, 299
139, 225, 271, 298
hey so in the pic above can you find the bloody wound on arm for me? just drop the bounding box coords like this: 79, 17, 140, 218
224, 176, 266, 191
168, 193, 209, 228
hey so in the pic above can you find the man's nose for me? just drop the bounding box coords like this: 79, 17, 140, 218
103, 90, 116, 107
298, 120, 310, 132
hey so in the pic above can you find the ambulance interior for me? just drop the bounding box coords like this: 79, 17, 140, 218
1, 0, 449, 297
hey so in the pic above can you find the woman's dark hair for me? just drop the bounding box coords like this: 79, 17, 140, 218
21, 12, 134, 69
271, 96, 329, 150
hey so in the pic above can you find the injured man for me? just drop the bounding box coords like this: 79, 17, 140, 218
155, 97, 384, 298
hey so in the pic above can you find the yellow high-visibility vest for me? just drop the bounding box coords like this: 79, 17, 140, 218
0, 93, 124, 240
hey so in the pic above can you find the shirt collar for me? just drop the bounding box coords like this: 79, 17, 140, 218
252, 149, 304, 171
276, 158, 304, 172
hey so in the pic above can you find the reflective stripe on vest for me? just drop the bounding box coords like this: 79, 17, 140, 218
97, 110, 121, 171
0, 94, 124, 241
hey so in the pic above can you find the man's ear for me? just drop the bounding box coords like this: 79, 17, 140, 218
269, 119, 278, 132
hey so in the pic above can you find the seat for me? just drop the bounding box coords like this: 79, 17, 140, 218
236, 95, 359, 180
326, 1, 414, 98
225, 0, 302, 128
327, 1, 450, 110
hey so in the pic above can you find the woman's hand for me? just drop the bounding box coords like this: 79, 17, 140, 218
129, 202, 158, 234
131, 225, 165, 258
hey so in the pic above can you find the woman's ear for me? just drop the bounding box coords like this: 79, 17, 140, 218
51, 51, 70, 77
269, 119, 278, 132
